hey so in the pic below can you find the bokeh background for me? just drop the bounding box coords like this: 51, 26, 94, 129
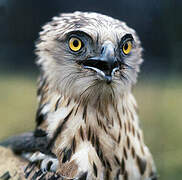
0, 0, 182, 179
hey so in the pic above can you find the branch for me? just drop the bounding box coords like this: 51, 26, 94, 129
0, 146, 28, 180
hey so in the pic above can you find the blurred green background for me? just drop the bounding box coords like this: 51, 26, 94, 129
0, 0, 182, 179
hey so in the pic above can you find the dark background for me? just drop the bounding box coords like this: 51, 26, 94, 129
0, 0, 181, 76
0, 1, 182, 179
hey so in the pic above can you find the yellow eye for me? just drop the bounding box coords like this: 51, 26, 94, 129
69, 37, 83, 52
122, 41, 132, 55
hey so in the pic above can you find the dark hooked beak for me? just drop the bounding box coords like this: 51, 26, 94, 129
79, 43, 119, 83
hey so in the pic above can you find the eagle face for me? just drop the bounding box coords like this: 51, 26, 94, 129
36, 12, 143, 102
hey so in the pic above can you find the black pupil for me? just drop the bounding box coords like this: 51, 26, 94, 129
124, 43, 128, 50
73, 40, 79, 47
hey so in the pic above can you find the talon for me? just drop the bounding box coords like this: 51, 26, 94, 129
37, 173, 46, 180
41, 158, 59, 172
25, 162, 37, 178
46, 161, 53, 171
24, 152, 59, 179
24, 161, 34, 173
31, 170, 43, 180
25, 170, 31, 179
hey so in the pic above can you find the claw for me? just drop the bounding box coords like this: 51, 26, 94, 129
24, 152, 59, 179
31, 170, 43, 180
41, 158, 59, 172
24, 161, 34, 173
24, 162, 37, 178
37, 173, 46, 180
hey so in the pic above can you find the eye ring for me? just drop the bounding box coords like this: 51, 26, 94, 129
69, 37, 83, 52
122, 41, 132, 55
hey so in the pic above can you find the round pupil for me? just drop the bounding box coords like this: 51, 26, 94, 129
73, 40, 79, 47
124, 43, 128, 50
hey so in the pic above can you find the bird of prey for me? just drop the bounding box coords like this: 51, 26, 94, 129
2, 12, 158, 180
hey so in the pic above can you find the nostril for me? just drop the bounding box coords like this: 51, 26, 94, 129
101, 46, 105, 55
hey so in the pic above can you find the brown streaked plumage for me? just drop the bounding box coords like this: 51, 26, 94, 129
26, 11, 157, 179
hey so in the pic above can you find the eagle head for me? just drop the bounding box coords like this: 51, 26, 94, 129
36, 12, 143, 104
